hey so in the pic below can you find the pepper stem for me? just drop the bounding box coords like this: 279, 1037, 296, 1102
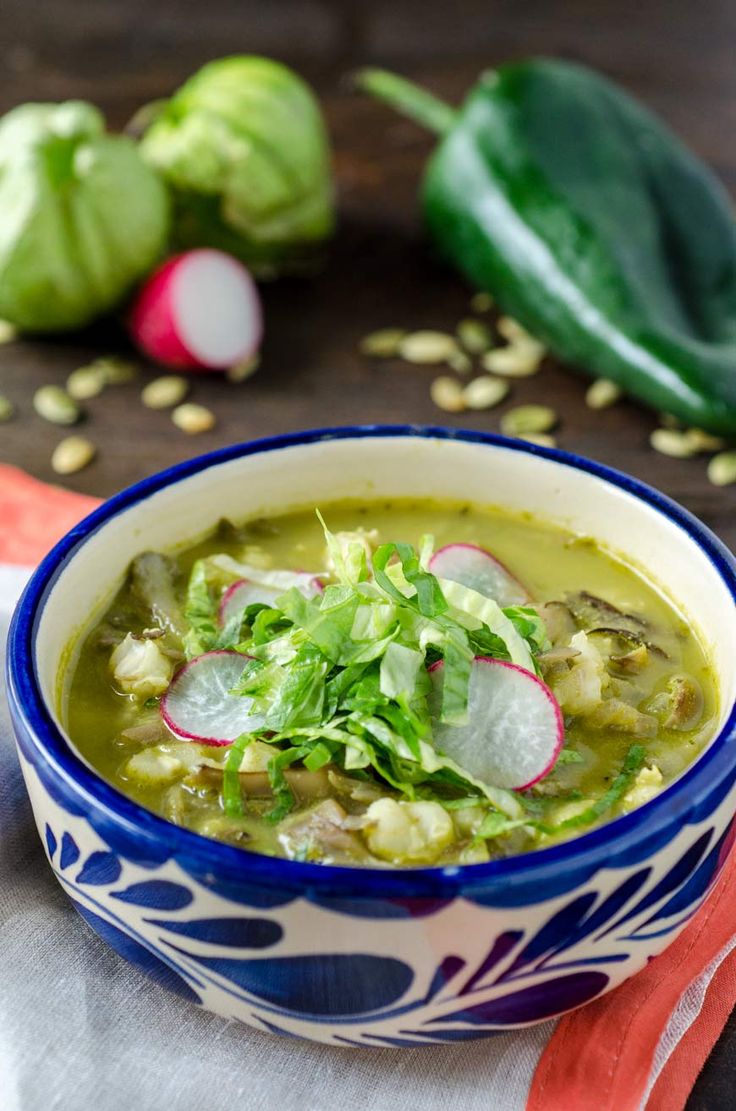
354, 68, 458, 136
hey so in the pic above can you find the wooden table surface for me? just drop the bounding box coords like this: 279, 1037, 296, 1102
1, 1, 735, 1103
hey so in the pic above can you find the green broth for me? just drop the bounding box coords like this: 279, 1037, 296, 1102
65, 499, 718, 867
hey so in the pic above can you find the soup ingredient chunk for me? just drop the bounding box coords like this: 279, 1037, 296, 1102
110, 633, 173, 699
361, 798, 455, 864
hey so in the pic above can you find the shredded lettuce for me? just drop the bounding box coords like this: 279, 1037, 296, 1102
180, 514, 550, 824
380, 642, 425, 700
222, 733, 253, 818
436, 577, 535, 671
503, 605, 551, 657
266, 745, 312, 822
316, 508, 370, 585
547, 745, 646, 832
183, 559, 219, 658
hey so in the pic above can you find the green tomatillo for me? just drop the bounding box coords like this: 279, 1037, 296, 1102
140, 56, 335, 278
0, 100, 169, 332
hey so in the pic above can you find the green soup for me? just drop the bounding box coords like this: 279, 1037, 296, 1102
65, 499, 717, 868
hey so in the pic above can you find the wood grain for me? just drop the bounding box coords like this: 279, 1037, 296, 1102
0, 3, 734, 1102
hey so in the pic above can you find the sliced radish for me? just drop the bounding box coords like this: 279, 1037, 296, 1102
429, 543, 529, 606
430, 656, 563, 790
219, 579, 282, 626
218, 575, 324, 627
161, 650, 264, 746
129, 249, 262, 371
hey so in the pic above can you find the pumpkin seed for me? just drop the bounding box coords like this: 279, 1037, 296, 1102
684, 428, 726, 454
172, 402, 216, 434
142, 375, 189, 410
501, 404, 558, 436
470, 291, 493, 313
481, 345, 543, 377
67, 364, 107, 400
227, 353, 260, 382
497, 316, 541, 347
0, 319, 17, 344
448, 349, 472, 375
359, 328, 406, 358
708, 450, 736, 487
430, 376, 466, 413
97, 356, 138, 384
0, 394, 14, 421
586, 378, 622, 410
462, 376, 509, 410
33, 385, 81, 425
513, 432, 557, 448
457, 318, 492, 354
51, 435, 96, 475
399, 331, 458, 364
649, 428, 698, 458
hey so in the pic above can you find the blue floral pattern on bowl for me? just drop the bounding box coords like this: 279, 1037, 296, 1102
24, 752, 735, 1045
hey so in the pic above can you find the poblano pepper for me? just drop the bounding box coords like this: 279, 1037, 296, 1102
357, 62, 736, 435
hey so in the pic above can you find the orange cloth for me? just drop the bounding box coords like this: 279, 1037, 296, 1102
1, 460, 734, 1111
0, 464, 99, 564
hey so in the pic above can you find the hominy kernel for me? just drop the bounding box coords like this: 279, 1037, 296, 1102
0, 320, 17, 344
0, 394, 14, 421
171, 402, 216, 434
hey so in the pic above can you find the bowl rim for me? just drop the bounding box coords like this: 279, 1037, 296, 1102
8, 423, 736, 896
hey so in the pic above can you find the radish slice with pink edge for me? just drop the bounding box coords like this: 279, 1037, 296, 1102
430, 656, 564, 790
219, 580, 282, 626
129, 249, 262, 371
429, 543, 529, 606
218, 576, 324, 626
161, 650, 264, 746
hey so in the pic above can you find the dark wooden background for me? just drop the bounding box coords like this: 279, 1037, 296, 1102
1, 2, 735, 1103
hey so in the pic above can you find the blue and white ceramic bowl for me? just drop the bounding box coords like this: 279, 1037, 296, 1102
7, 427, 736, 1047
